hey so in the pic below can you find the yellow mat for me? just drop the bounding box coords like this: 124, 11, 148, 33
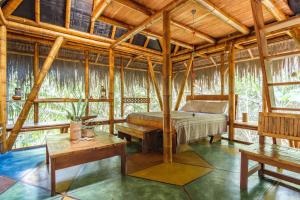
173, 151, 213, 168
130, 162, 212, 186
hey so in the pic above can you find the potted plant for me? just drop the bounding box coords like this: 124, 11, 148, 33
65, 98, 88, 140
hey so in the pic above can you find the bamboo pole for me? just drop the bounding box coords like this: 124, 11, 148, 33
65, 0, 72, 29
109, 48, 114, 135
251, 0, 273, 112
162, 10, 172, 163
120, 57, 125, 117
220, 53, 225, 95
147, 65, 150, 112
174, 54, 193, 111
33, 43, 39, 123
228, 43, 235, 141
7, 37, 64, 150
35, 0, 40, 23
85, 50, 89, 116
191, 59, 194, 97
0, 9, 7, 25
147, 57, 163, 111
0, 26, 7, 153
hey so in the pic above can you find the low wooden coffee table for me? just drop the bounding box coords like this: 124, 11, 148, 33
46, 133, 127, 196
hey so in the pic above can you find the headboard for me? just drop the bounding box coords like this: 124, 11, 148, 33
186, 95, 238, 119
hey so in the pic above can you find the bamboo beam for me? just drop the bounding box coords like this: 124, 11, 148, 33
120, 57, 125, 117
85, 50, 89, 116
262, 0, 300, 46
6, 17, 162, 58
144, 37, 150, 48
35, 0, 40, 23
98, 16, 194, 49
251, 0, 273, 112
33, 43, 39, 123
0, 9, 7, 25
228, 43, 235, 141
65, 0, 72, 29
7, 36, 64, 150
220, 53, 225, 95
174, 55, 193, 111
109, 48, 114, 135
2, 0, 23, 17
171, 20, 215, 44
0, 26, 7, 153
264, 14, 300, 34
111, 0, 215, 44
110, 0, 187, 48
91, 0, 112, 33
162, 11, 172, 163
148, 57, 163, 111
193, 0, 249, 34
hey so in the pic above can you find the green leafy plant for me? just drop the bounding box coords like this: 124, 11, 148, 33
65, 98, 88, 122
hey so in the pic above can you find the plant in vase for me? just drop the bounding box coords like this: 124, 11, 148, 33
65, 98, 88, 140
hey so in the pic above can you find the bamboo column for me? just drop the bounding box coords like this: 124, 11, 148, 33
0, 26, 7, 153
162, 11, 172, 163
7, 37, 64, 150
174, 54, 193, 111
220, 53, 225, 95
84, 50, 89, 116
109, 48, 114, 135
147, 57, 163, 111
146, 66, 150, 112
35, 0, 40, 23
33, 43, 40, 123
228, 43, 235, 141
120, 57, 124, 117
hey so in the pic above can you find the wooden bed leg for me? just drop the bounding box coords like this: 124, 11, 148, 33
240, 152, 249, 189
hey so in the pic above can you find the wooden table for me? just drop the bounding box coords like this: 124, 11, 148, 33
46, 133, 127, 196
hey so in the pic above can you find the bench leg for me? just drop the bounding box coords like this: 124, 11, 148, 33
240, 152, 249, 189
120, 145, 127, 175
258, 163, 264, 177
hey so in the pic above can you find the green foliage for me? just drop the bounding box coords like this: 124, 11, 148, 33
65, 98, 88, 122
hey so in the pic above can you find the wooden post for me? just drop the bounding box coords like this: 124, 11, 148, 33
0, 26, 7, 153
191, 59, 194, 96
120, 57, 124, 117
251, 0, 274, 112
147, 66, 150, 112
162, 11, 172, 163
147, 57, 163, 111
109, 48, 114, 135
84, 50, 89, 116
228, 43, 235, 141
7, 37, 64, 150
220, 53, 225, 95
174, 54, 193, 111
33, 43, 40, 123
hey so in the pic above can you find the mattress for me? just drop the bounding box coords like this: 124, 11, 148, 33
127, 111, 227, 145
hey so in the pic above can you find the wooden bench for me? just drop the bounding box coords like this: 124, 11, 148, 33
116, 123, 162, 153
239, 112, 300, 189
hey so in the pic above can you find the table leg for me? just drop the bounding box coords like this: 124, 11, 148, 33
120, 145, 127, 175
240, 152, 249, 189
50, 158, 56, 196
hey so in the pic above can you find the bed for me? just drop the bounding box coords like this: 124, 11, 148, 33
126, 95, 238, 148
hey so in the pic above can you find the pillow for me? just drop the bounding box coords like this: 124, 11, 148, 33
180, 100, 228, 114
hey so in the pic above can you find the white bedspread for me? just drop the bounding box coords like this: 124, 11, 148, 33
127, 111, 227, 145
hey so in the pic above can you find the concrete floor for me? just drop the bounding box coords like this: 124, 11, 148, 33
0, 139, 299, 200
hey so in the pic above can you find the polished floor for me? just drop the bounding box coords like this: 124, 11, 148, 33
0, 139, 299, 200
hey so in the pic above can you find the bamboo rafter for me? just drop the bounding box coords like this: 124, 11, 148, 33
2, 0, 23, 17
90, 0, 112, 34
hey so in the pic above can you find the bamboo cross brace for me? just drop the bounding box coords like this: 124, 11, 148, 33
174, 54, 193, 111
148, 57, 163, 110
7, 37, 64, 150
3, 0, 23, 17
